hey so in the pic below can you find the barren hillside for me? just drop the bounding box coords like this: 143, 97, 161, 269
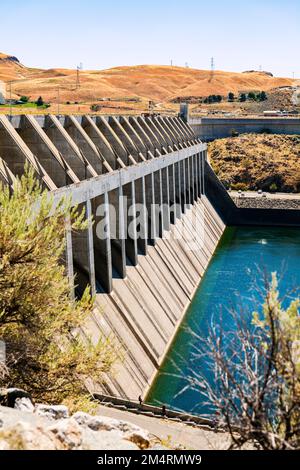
0, 52, 296, 110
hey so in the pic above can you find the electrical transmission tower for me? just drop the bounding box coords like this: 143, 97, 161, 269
209, 57, 215, 82
76, 63, 83, 90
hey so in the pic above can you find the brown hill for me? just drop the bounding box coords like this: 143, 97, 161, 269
0, 52, 295, 105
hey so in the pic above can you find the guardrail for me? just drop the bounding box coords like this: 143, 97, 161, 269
93, 393, 224, 431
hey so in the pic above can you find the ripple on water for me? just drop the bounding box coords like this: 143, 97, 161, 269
146, 226, 300, 415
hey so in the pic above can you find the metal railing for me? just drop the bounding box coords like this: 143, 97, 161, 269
93, 393, 224, 431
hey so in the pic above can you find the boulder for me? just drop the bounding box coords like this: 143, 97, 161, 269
80, 427, 140, 450
35, 404, 69, 420
14, 397, 35, 413
0, 388, 33, 408
0, 392, 158, 451
47, 418, 82, 450
72, 412, 150, 449
0, 421, 57, 450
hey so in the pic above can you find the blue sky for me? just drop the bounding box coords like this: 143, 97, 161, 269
0, 0, 299, 77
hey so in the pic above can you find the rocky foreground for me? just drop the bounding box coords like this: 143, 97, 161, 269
0, 388, 167, 450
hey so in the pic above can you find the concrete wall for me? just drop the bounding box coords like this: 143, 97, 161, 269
1, 113, 220, 400
0, 81, 5, 105
88, 196, 225, 400
190, 117, 300, 141
204, 161, 300, 227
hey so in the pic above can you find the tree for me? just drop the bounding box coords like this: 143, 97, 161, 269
204, 95, 223, 104
248, 91, 257, 101
228, 92, 235, 102
0, 167, 119, 412
259, 91, 267, 101
239, 93, 247, 102
36, 96, 44, 107
20, 96, 29, 103
90, 103, 101, 112
181, 273, 300, 450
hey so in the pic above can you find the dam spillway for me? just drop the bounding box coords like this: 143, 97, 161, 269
0, 113, 225, 400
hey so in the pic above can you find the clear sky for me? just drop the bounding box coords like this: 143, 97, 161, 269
0, 0, 299, 77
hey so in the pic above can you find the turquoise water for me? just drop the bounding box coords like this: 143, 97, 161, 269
146, 226, 300, 414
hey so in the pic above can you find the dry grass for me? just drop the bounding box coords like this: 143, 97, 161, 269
0, 52, 297, 115
208, 134, 300, 193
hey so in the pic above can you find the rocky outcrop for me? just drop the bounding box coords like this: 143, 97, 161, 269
0, 54, 20, 64
0, 389, 162, 450
0, 388, 33, 408
0, 406, 157, 450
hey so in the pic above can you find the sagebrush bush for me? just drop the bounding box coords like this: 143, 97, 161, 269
0, 167, 119, 412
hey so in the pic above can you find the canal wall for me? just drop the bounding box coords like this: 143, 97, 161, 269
189, 117, 300, 141
205, 161, 300, 227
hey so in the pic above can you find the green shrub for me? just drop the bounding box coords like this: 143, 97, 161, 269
36, 96, 44, 107
231, 182, 248, 191
231, 129, 239, 137
0, 167, 119, 412
269, 183, 278, 192
20, 96, 29, 103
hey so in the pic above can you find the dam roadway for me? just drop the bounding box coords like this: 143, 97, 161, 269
1, 113, 299, 402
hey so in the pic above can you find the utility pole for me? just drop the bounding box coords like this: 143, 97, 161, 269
7, 77, 31, 120
57, 87, 60, 115
9, 81, 12, 120
76, 66, 80, 90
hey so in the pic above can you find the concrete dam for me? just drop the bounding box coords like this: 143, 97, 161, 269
1, 113, 299, 402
